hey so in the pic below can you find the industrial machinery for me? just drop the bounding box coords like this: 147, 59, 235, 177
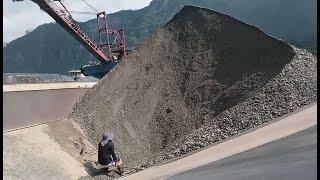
13, 0, 127, 79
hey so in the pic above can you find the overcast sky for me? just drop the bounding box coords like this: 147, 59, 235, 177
3, 0, 152, 43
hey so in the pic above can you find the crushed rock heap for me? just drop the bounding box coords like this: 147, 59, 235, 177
71, 5, 317, 172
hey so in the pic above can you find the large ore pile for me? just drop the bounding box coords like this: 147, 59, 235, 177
72, 6, 317, 174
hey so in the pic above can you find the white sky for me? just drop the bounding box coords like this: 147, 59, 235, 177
3, 0, 152, 43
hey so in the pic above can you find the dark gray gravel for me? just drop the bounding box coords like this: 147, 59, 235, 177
73, 6, 317, 180
147, 46, 317, 166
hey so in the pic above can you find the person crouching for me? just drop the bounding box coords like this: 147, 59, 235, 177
97, 132, 122, 171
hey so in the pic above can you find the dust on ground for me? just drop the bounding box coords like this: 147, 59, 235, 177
3, 122, 88, 180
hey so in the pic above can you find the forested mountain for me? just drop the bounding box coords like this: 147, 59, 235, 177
4, 0, 316, 74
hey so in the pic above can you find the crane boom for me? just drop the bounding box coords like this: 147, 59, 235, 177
31, 0, 110, 62
13, 0, 127, 79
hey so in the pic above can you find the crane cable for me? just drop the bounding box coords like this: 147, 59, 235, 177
80, 0, 99, 13
69, 11, 97, 15
77, 0, 117, 31
65, 0, 100, 17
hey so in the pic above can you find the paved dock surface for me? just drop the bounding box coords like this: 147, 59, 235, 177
3, 88, 89, 131
3, 121, 92, 180
3, 82, 96, 131
169, 125, 317, 180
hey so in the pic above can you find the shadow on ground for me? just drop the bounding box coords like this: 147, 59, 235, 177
83, 160, 106, 176
83, 160, 122, 179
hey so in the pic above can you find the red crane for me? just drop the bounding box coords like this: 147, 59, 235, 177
13, 0, 127, 79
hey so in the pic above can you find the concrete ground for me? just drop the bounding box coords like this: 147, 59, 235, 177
3, 120, 97, 180
3, 88, 89, 131
121, 103, 317, 180
3, 82, 96, 132
169, 125, 317, 180
3, 84, 101, 180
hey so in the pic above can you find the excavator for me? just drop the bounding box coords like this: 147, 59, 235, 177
13, 0, 128, 79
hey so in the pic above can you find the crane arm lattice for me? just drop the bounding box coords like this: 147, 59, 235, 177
15, 0, 112, 63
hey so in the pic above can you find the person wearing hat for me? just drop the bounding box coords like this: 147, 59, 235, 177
97, 132, 121, 168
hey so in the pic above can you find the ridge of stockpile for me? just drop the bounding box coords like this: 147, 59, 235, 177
71, 5, 317, 170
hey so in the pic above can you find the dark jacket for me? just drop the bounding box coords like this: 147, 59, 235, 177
98, 140, 118, 165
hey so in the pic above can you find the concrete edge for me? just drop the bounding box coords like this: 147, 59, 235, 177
3, 82, 97, 92
3, 117, 68, 133
120, 103, 317, 180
